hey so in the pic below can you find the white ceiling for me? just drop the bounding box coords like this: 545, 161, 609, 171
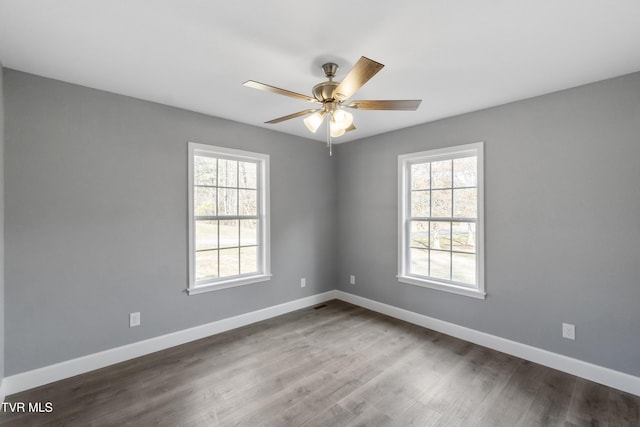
1, 1, 640, 144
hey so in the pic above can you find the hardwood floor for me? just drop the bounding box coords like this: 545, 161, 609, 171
1, 300, 638, 426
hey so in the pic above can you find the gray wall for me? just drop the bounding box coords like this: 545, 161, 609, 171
4, 70, 337, 375
4, 67, 640, 379
336, 71, 640, 376
0, 63, 5, 388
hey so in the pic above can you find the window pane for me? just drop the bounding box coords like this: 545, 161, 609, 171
411, 163, 430, 190
190, 145, 270, 291
411, 190, 430, 217
453, 188, 477, 218
194, 186, 216, 216
410, 220, 429, 249
240, 219, 257, 246
453, 156, 477, 188
240, 247, 258, 275
399, 144, 483, 296
431, 190, 452, 218
239, 189, 257, 216
452, 252, 476, 285
431, 160, 452, 189
431, 221, 451, 250
410, 248, 429, 276
239, 161, 257, 189
194, 156, 217, 186
219, 220, 239, 248
195, 250, 218, 281
430, 250, 451, 281
452, 222, 476, 253
195, 220, 218, 251
217, 188, 238, 216
219, 248, 240, 277
218, 159, 238, 188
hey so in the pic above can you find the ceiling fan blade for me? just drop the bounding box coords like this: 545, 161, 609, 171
346, 100, 422, 111
265, 109, 320, 124
243, 80, 319, 104
333, 56, 385, 102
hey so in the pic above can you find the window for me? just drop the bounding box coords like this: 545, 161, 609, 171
398, 142, 485, 299
188, 143, 270, 294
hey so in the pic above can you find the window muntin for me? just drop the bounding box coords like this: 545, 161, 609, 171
398, 143, 485, 299
188, 143, 270, 294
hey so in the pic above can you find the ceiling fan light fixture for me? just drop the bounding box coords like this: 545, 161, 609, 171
332, 109, 353, 129
304, 111, 325, 133
329, 120, 346, 137
244, 56, 421, 154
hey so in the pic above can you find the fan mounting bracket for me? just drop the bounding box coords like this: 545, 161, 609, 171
321, 63, 339, 80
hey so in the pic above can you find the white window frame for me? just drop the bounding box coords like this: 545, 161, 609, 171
397, 142, 485, 299
188, 142, 271, 295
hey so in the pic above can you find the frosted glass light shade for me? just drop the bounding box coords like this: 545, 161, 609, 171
332, 109, 353, 129
330, 120, 346, 137
304, 111, 325, 133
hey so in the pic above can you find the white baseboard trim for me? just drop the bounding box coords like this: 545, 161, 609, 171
334, 290, 640, 396
5, 289, 639, 397
4, 291, 338, 396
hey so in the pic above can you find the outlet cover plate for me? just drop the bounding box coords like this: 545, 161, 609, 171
562, 323, 575, 340
130, 312, 141, 328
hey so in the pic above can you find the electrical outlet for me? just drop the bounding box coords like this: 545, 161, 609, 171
130, 312, 141, 328
562, 323, 575, 340
300, 277, 306, 288
350, 275, 356, 285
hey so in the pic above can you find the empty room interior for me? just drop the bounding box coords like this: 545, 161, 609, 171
0, 1, 639, 425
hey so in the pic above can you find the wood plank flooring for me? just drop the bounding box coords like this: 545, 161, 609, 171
1, 300, 638, 426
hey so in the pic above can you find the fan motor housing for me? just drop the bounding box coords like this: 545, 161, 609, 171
313, 81, 338, 102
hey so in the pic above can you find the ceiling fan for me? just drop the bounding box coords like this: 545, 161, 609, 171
243, 56, 422, 154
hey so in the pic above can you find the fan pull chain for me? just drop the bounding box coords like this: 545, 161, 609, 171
326, 116, 333, 156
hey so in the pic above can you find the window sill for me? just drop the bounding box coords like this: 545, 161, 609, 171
188, 274, 272, 295
397, 275, 486, 300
